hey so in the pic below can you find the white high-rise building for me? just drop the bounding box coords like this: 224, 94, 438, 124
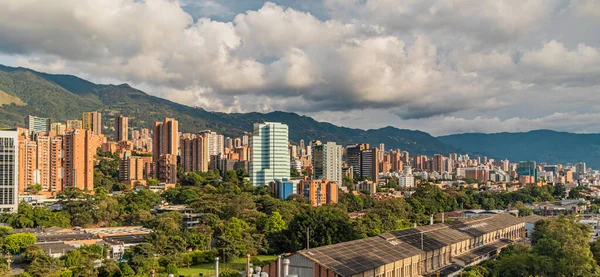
312, 142, 343, 185
0, 131, 19, 213
250, 122, 290, 186
200, 130, 224, 157
399, 166, 415, 188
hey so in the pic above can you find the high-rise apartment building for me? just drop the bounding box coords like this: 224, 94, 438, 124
378, 143, 385, 161
0, 131, 19, 213
82, 111, 102, 135
153, 118, 178, 183
432, 154, 445, 172
18, 134, 64, 195
66, 120, 83, 130
199, 130, 224, 157
360, 148, 379, 183
63, 129, 95, 192
312, 142, 343, 185
345, 144, 369, 180
119, 155, 145, 183
390, 150, 403, 172
242, 135, 249, 146
298, 178, 338, 207
225, 137, 233, 150
114, 115, 128, 142
25, 115, 50, 135
576, 162, 587, 175
50, 123, 66, 136
180, 135, 209, 173
249, 122, 290, 186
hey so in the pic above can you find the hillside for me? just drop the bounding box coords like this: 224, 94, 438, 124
0, 64, 456, 155
438, 130, 600, 168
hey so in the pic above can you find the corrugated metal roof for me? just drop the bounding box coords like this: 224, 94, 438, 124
297, 213, 525, 276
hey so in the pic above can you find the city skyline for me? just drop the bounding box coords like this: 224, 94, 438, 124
0, 1, 599, 136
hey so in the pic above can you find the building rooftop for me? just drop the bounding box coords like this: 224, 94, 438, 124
296, 213, 525, 276
83, 226, 151, 237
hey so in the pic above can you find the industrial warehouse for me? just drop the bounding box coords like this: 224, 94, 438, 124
285, 213, 527, 277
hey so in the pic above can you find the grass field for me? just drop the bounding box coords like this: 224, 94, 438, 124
178, 255, 278, 277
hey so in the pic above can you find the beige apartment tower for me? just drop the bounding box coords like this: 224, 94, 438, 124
63, 129, 95, 192
82, 111, 102, 135
181, 135, 209, 173
153, 118, 178, 183
114, 115, 128, 142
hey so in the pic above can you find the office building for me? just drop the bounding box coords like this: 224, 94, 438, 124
180, 135, 209, 173
63, 129, 96, 192
298, 178, 338, 207
25, 115, 50, 135
312, 141, 343, 185
360, 148, 379, 182
346, 144, 369, 180
516, 161, 538, 182
270, 178, 297, 200
114, 115, 128, 142
153, 118, 178, 183
249, 122, 290, 186
0, 130, 19, 213
82, 111, 102, 135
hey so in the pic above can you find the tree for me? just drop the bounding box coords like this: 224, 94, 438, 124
264, 212, 286, 234
119, 263, 135, 277
183, 229, 209, 250
2, 233, 36, 255
98, 259, 121, 277
165, 263, 178, 275
217, 217, 254, 262
339, 193, 363, 212
286, 206, 361, 252
26, 254, 63, 277
27, 184, 42, 195
62, 250, 84, 268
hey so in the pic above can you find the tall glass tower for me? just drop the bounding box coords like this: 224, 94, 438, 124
0, 130, 19, 213
250, 122, 290, 186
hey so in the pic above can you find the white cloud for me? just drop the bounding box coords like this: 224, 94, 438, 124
0, 0, 599, 134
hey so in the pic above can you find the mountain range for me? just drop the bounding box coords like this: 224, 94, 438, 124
1, 64, 599, 168
0, 64, 454, 156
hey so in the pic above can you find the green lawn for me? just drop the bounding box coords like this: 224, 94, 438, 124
178, 255, 278, 277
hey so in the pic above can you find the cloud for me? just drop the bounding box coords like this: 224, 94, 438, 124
0, 0, 599, 133
324, 0, 560, 43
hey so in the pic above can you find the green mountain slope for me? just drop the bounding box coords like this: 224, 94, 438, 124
0, 64, 456, 155
438, 130, 600, 168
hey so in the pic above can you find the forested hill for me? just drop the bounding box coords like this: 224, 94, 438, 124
0, 64, 456, 155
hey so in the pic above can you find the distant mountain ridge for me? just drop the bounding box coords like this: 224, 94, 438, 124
0, 64, 456, 156
438, 130, 600, 168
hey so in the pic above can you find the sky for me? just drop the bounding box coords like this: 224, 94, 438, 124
0, 0, 599, 136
